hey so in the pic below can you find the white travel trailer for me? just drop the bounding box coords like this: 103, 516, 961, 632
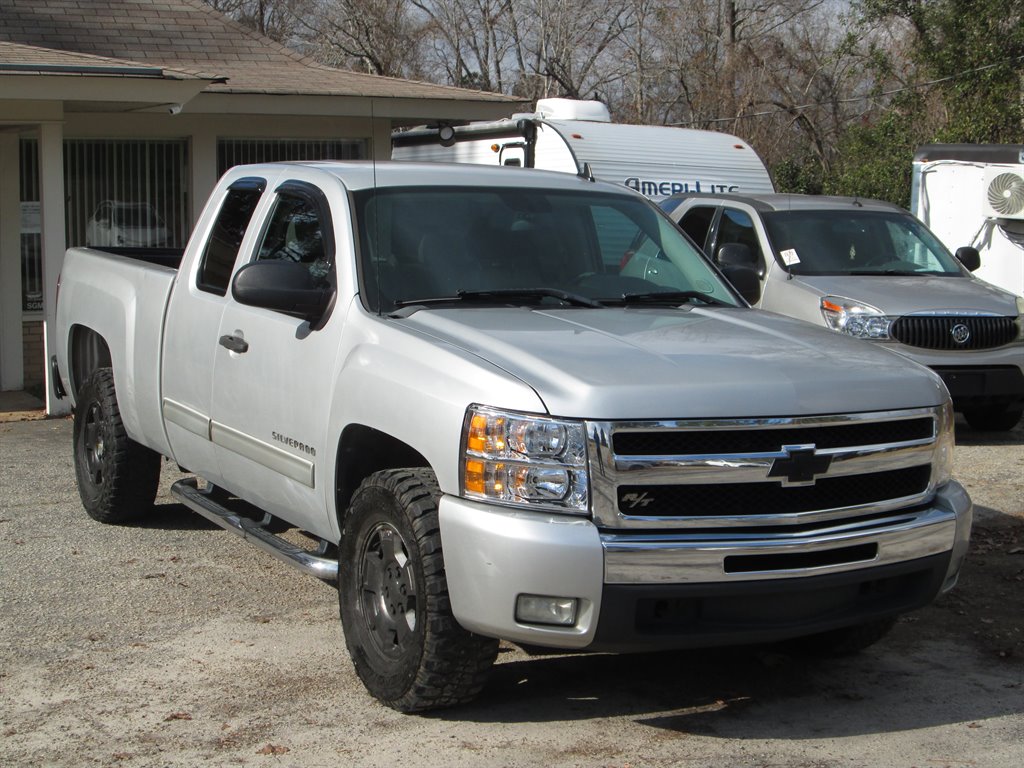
392, 98, 775, 198
911, 144, 1024, 297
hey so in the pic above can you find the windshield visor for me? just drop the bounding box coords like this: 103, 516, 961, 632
354, 186, 740, 312
762, 210, 964, 276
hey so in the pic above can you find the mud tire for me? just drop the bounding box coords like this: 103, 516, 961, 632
338, 468, 498, 712
72, 368, 161, 523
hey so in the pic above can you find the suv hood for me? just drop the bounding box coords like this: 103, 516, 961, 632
792, 274, 1019, 316
398, 306, 949, 419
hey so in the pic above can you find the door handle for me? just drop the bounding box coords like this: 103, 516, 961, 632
218, 334, 249, 354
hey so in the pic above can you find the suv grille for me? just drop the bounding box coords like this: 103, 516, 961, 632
890, 315, 1017, 350
588, 409, 941, 533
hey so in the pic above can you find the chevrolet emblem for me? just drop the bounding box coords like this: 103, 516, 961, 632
767, 444, 833, 487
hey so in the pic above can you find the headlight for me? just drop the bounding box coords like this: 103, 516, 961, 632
1016, 296, 1024, 340
820, 296, 893, 339
932, 400, 955, 488
461, 405, 589, 514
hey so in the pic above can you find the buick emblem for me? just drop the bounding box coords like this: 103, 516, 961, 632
950, 323, 971, 345
768, 444, 833, 487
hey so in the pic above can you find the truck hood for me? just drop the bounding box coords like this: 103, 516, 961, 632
791, 274, 1019, 316
397, 306, 949, 419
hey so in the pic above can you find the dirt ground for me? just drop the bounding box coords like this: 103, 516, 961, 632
1, 416, 1022, 768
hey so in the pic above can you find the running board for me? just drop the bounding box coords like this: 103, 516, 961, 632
171, 478, 338, 582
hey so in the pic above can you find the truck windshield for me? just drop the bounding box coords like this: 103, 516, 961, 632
353, 186, 741, 313
761, 210, 964, 277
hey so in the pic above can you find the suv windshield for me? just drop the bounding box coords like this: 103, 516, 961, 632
762, 210, 964, 277
353, 186, 741, 313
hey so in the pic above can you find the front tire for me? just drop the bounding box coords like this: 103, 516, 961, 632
338, 469, 498, 712
73, 368, 162, 523
962, 405, 1022, 432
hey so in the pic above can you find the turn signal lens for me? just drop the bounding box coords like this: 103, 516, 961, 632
820, 295, 892, 339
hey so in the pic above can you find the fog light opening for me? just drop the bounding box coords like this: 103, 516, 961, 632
515, 594, 578, 627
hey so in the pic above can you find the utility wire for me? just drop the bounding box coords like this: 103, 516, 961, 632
667, 54, 1024, 127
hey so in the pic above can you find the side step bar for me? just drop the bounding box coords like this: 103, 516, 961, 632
171, 478, 338, 582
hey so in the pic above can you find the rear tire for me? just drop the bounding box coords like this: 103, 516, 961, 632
73, 368, 162, 523
338, 468, 498, 712
962, 406, 1022, 432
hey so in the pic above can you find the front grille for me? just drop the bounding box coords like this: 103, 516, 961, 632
890, 315, 1017, 350
617, 465, 931, 517
588, 408, 941, 532
613, 418, 933, 456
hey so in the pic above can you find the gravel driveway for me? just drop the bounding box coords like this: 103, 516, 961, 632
1, 416, 1021, 768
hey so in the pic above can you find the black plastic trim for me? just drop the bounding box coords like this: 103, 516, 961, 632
588, 553, 949, 652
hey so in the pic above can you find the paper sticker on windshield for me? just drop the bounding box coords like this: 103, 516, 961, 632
780, 248, 800, 266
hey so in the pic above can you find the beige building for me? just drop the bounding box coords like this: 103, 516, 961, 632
0, 0, 520, 414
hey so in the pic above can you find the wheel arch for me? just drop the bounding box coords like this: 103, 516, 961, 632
68, 324, 112, 401
334, 423, 431, 528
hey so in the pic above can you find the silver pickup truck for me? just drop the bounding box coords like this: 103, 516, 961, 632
54, 162, 971, 711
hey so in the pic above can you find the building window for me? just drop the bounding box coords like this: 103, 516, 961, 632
217, 138, 366, 176
64, 139, 189, 250
20, 139, 42, 313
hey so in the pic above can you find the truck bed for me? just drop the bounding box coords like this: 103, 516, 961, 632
56, 247, 179, 457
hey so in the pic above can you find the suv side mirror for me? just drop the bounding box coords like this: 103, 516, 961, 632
955, 246, 981, 272
720, 264, 762, 305
717, 242, 756, 268
717, 241, 766, 280
232, 261, 334, 325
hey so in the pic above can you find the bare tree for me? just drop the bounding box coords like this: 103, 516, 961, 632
301, 0, 428, 77
516, 0, 635, 103
203, 0, 312, 43
410, 0, 520, 91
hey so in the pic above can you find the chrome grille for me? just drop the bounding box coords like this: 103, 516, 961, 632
890, 315, 1017, 350
616, 465, 931, 517
588, 409, 941, 532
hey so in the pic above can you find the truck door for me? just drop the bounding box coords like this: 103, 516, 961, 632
162, 177, 268, 484
209, 179, 344, 539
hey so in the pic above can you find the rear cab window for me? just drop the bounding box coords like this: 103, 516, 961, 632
196, 178, 266, 295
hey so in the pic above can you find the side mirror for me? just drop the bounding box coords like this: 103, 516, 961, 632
720, 264, 762, 305
717, 242, 756, 268
717, 242, 765, 279
955, 246, 981, 272
232, 261, 334, 325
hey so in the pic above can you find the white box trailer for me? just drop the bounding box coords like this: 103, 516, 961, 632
911, 144, 1024, 297
392, 98, 775, 199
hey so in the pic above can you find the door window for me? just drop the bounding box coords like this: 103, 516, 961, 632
715, 207, 764, 271
678, 206, 716, 251
255, 191, 332, 281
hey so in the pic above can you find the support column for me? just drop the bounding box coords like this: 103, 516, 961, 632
370, 111, 392, 160
191, 124, 218, 226
0, 132, 23, 391
39, 121, 68, 415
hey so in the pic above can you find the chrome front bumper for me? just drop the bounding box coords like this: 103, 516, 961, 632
439, 481, 971, 650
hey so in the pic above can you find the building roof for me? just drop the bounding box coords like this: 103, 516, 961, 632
0, 40, 216, 81
0, 0, 519, 103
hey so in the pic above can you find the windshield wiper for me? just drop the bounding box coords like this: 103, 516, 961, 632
458, 288, 605, 307
617, 290, 730, 307
393, 288, 605, 309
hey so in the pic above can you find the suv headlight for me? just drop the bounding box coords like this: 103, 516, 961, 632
820, 296, 893, 339
932, 400, 955, 488
461, 405, 589, 514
